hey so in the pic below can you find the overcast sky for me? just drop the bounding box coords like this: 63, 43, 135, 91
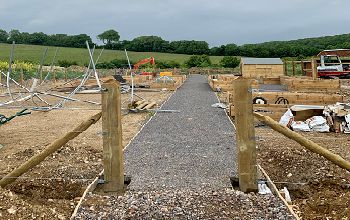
1, 0, 349, 47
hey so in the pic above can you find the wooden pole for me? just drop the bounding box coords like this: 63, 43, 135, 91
311, 57, 318, 79
284, 61, 288, 76
254, 113, 350, 172
233, 79, 258, 192
0, 112, 102, 188
300, 60, 304, 75
101, 79, 124, 192
292, 61, 295, 76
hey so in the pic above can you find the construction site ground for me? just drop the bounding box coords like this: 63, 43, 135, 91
74, 75, 293, 219
1, 76, 349, 219
0, 88, 172, 219
256, 126, 350, 219
215, 81, 350, 219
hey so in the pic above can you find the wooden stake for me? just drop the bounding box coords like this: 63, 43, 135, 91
233, 79, 258, 192
64, 69, 68, 82
292, 61, 295, 76
284, 61, 288, 75
300, 60, 304, 75
102, 80, 124, 192
311, 57, 318, 79
0, 112, 102, 188
254, 113, 350, 172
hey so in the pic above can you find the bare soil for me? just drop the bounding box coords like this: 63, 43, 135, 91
217, 83, 350, 219
256, 127, 350, 219
0, 88, 172, 219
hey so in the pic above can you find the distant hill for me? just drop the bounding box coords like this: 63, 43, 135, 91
229, 33, 350, 58
0, 43, 223, 66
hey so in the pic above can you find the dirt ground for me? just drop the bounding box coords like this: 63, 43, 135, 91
0, 84, 172, 219
256, 125, 350, 219
216, 84, 350, 219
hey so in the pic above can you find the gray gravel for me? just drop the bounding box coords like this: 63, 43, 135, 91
74, 188, 295, 219
73, 75, 295, 219
124, 74, 236, 190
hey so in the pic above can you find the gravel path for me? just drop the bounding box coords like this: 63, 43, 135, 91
73, 75, 295, 219
74, 188, 295, 219
124, 74, 236, 190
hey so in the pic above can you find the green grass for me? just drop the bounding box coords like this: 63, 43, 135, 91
0, 43, 224, 66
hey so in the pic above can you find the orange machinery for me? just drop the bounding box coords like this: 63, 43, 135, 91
133, 57, 155, 69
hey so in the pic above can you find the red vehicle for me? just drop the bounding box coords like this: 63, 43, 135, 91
316, 49, 350, 78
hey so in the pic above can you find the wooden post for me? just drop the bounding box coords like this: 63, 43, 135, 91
0, 112, 102, 188
102, 79, 124, 192
292, 61, 296, 76
300, 60, 304, 75
311, 57, 318, 79
254, 113, 350, 172
233, 79, 258, 192
284, 61, 288, 76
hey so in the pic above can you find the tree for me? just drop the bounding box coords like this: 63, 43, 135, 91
28, 32, 48, 45
0, 29, 8, 43
8, 29, 23, 43
224, 43, 239, 56
185, 55, 212, 67
170, 40, 209, 55
97, 29, 120, 45
220, 56, 240, 68
127, 36, 169, 52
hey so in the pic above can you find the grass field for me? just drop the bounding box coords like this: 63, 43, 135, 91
0, 43, 224, 66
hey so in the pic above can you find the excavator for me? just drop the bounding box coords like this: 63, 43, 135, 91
133, 57, 155, 69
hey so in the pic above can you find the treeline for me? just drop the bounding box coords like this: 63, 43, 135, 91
1, 28, 350, 58
95, 33, 350, 58
0, 29, 93, 48
213, 33, 350, 58
107, 36, 210, 55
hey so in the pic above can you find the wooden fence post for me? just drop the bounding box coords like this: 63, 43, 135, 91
102, 79, 124, 192
300, 60, 304, 75
284, 61, 288, 76
292, 61, 296, 76
311, 57, 318, 79
233, 79, 258, 192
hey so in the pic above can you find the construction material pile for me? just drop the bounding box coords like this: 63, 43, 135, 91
279, 103, 350, 133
